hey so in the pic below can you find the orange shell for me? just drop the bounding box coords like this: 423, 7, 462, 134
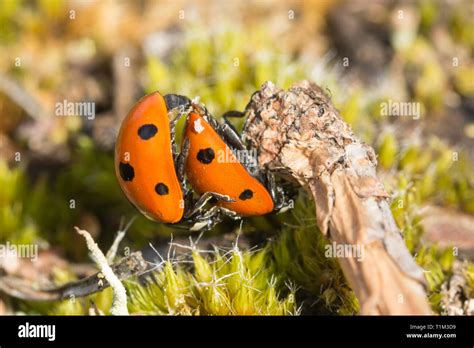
115, 92, 184, 223
183, 111, 274, 216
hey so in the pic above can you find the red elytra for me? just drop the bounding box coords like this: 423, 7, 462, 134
183, 110, 274, 216
115, 92, 184, 223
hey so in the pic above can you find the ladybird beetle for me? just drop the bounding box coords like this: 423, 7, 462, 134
115, 91, 234, 230
180, 101, 293, 222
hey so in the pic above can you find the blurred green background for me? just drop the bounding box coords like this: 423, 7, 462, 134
0, 0, 473, 315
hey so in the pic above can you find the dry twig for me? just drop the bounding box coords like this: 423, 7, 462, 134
0, 251, 146, 302
74, 226, 129, 315
242, 81, 432, 314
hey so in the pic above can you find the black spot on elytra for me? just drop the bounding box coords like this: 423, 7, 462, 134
155, 183, 169, 195
138, 124, 158, 140
119, 162, 135, 181
197, 148, 215, 164
239, 189, 253, 200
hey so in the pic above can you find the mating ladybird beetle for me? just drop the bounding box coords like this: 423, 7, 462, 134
115, 92, 292, 231
115, 91, 234, 229
181, 102, 293, 221
115, 92, 186, 223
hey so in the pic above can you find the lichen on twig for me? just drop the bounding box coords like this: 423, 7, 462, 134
74, 226, 129, 315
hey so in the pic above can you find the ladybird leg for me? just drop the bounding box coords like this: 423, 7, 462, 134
219, 122, 246, 151
190, 206, 240, 232
222, 110, 249, 144
184, 191, 235, 219
264, 170, 290, 212
222, 110, 245, 133
198, 206, 239, 223
222, 110, 246, 122
218, 117, 264, 177
214, 206, 240, 220
189, 219, 217, 232
217, 119, 261, 175
203, 113, 245, 152
265, 170, 282, 206
219, 112, 246, 147
176, 137, 190, 184
167, 108, 182, 159
188, 207, 215, 232
182, 188, 194, 212
189, 208, 224, 231
266, 170, 278, 203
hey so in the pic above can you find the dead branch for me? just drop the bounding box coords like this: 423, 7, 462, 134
242, 81, 432, 314
0, 251, 146, 302
441, 260, 474, 315
75, 227, 129, 315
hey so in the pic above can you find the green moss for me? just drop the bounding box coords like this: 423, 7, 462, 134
2, 5, 473, 316
465, 263, 474, 299
388, 167, 465, 312
272, 200, 359, 315
144, 27, 306, 117
377, 130, 399, 170
382, 137, 474, 214
127, 247, 297, 315
0, 160, 42, 245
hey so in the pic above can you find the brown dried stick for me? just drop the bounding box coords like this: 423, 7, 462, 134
0, 252, 147, 302
243, 81, 431, 314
